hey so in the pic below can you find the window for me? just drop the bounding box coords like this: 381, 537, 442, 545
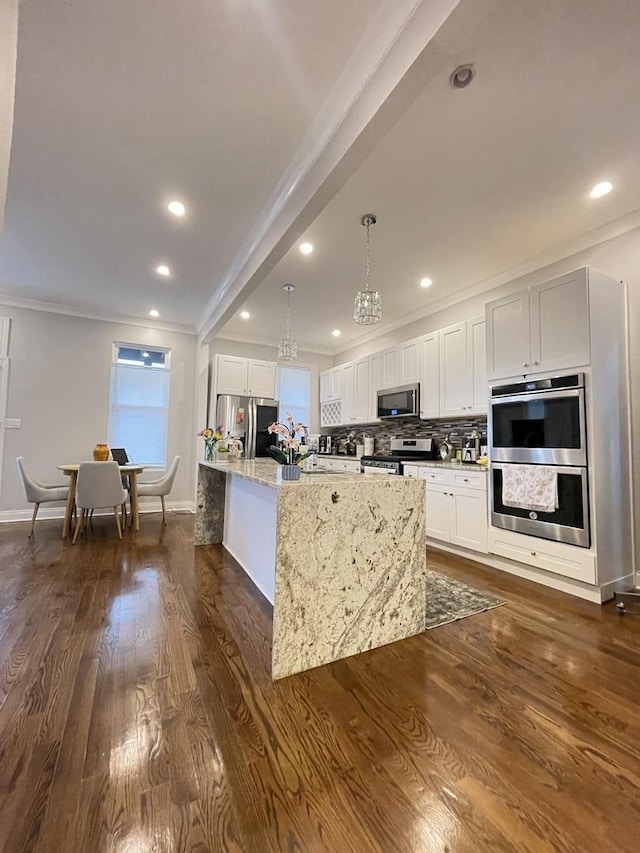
277, 365, 311, 429
108, 344, 170, 466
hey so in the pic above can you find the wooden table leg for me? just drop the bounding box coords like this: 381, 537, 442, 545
62, 470, 77, 538
129, 471, 140, 530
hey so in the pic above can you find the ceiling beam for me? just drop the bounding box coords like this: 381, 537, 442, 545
196, 0, 463, 343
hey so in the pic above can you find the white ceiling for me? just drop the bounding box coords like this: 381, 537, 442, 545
2, 0, 640, 350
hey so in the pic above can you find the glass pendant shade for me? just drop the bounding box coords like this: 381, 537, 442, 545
278, 284, 298, 361
354, 213, 382, 326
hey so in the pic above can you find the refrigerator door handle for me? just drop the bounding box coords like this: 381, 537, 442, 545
247, 398, 256, 459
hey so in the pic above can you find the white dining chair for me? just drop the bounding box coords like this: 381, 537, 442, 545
16, 456, 69, 537
136, 456, 180, 524
72, 461, 128, 544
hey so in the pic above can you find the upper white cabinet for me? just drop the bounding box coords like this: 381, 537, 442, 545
320, 367, 343, 403
439, 317, 487, 417
353, 358, 370, 424
379, 340, 420, 389
341, 361, 355, 423
419, 332, 439, 419
486, 269, 590, 380
216, 355, 277, 398
368, 353, 381, 422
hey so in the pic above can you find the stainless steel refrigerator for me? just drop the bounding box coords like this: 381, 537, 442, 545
214, 395, 279, 460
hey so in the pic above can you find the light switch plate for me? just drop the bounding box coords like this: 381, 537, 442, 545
5, 418, 21, 429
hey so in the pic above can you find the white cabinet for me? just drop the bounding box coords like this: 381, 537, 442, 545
404, 465, 488, 553
419, 332, 439, 419
215, 355, 276, 398
486, 269, 590, 380
488, 527, 596, 584
380, 348, 398, 388
341, 361, 355, 424
320, 367, 343, 403
439, 317, 487, 417
354, 358, 370, 423
398, 339, 420, 383
368, 353, 381, 421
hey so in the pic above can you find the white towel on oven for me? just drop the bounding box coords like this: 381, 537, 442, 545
502, 464, 558, 513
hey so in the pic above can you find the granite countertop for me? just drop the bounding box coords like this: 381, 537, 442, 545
200, 458, 368, 489
403, 460, 489, 473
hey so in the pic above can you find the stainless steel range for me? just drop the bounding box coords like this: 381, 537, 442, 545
360, 438, 436, 475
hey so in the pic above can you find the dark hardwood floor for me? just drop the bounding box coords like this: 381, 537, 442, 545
0, 513, 639, 852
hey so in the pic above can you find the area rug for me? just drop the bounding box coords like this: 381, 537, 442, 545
425, 569, 506, 629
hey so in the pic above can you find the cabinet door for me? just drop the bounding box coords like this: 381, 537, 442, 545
380, 348, 398, 388
530, 269, 590, 372
354, 358, 369, 423
467, 316, 487, 414
486, 291, 530, 379
320, 369, 332, 403
425, 486, 451, 542
439, 322, 468, 417
330, 366, 342, 400
420, 332, 439, 419
248, 359, 276, 398
399, 339, 419, 383
368, 353, 381, 421
341, 361, 355, 424
216, 355, 248, 395
451, 488, 488, 553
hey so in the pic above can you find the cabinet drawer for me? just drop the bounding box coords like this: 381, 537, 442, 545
488, 528, 596, 584
420, 468, 450, 485
451, 470, 487, 491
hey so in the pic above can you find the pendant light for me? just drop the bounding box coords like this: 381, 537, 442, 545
354, 213, 382, 325
278, 283, 298, 361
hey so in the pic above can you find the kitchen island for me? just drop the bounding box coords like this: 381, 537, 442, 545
196, 460, 426, 678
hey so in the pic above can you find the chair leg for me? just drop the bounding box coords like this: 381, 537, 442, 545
161, 495, 167, 525
72, 510, 84, 544
29, 503, 40, 538
115, 506, 122, 540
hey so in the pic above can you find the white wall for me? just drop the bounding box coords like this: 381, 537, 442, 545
208, 338, 333, 433
0, 304, 197, 513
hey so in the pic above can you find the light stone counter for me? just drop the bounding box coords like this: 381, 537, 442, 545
196, 460, 426, 679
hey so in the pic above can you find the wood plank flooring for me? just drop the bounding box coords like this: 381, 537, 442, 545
0, 514, 639, 852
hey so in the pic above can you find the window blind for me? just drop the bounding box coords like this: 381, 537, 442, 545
108, 363, 170, 466
277, 366, 311, 428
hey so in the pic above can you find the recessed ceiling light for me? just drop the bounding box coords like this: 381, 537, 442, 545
450, 64, 474, 89
299, 242, 314, 255
420, 277, 433, 288
240, 311, 250, 319
156, 264, 171, 276
332, 329, 341, 337
589, 181, 613, 199
149, 309, 160, 318
167, 200, 186, 217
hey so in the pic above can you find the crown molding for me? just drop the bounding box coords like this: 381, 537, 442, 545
0, 292, 196, 336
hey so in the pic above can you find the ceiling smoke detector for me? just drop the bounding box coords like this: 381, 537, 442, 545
450, 64, 474, 89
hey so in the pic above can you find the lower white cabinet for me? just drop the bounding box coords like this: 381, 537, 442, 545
488, 527, 596, 584
404, 465, 488, 553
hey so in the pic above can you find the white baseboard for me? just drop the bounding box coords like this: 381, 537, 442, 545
427, 539, 620, 604
0, 499, 195, 525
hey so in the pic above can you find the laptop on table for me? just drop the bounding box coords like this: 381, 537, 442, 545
110, 448, 130, 465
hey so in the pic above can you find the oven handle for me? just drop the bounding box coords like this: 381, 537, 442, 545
491, 462, 587, 476
490, 387, 584, 405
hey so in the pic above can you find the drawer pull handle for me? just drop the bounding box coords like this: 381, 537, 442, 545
463, 478, 468, 482
531, 551, 536, 556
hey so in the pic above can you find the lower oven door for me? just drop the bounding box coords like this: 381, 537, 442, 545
491, 463, 590, 547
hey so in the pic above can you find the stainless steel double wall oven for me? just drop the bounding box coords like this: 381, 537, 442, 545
489, 373, 590, 547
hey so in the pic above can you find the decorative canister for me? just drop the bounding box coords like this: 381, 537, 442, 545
93, 443, 109, 461
280, 464, 301, 481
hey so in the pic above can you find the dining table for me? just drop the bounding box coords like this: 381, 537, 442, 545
58, 463, 146, 537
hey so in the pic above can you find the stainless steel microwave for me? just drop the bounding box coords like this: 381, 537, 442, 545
376, 383, 420, 419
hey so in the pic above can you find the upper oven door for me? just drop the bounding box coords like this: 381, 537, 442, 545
377, 384, 420, 419
489, 387, 587, 465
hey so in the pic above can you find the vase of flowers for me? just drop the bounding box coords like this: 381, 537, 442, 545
267, 414, 312, 480
197, 426, 223, 462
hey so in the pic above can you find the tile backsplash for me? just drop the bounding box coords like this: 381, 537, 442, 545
330, 416, 488, 455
